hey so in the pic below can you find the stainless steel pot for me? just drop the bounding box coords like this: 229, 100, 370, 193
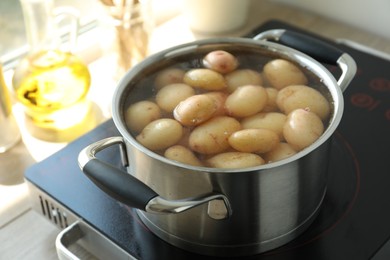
78, 29, 356, 257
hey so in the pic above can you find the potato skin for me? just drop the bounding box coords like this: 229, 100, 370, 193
276, 84, 331, 121
225, 85, 268, 118
203, 50, 238, 74
263, 59, 308, 90
189, 116, 241, 155
241, 112, 287, 140
207, 152, 265, 169
164, 145, 203, 166
204, 91, 228, 117
136, 118, 183, 151
263, 87, 279, 112
225, 69, 263, 93
125, 100, 161, 133
173, 94, 218, 126
263, 142, 297, 163
183, 69, 226, 91
283, 109, 324, 151
228, 128, 279, 153
156, 83, 195, 112
154, 68, 185, 90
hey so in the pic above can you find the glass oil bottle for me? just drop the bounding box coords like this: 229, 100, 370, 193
0, 64, 21, 152
12, 0, 93, 141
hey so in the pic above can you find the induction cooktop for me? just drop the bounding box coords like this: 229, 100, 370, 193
25, 20, 390, 259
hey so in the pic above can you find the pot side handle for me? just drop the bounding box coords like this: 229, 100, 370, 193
78, 137, 232, 219
254, 29, 357, 92
79, 137, 158, 210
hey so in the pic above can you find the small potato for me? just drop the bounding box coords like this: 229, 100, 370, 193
283, 109, 324, 151
173, 94, 218, 126
204, 91, 228, 117
164, 145, 203, 166
136, 118, 183, 151
228, 128, 279, 153
225, 69, 263, 93
189, 116, 241, 154
263, 87, 279, 112
225, 85, 268, 117
154, 68, 185, 90
203, 50, 239, 74
125, 101, 161, 133
276, 85, 331, 121
263, 59, 308, 90
207, 152, 265, 169
183, 69, 226, 91
176, 126, 191, 147
156, 83, 195, 112
241, 112, 287, 140
263, 142, 297, 163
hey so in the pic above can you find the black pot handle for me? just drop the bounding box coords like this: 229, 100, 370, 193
254, 29, 356, 92
79, 137, 157, 210
78, 137, 231, 219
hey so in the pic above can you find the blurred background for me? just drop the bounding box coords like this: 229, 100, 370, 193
1, 0, 389, 70
0, 0, 99, 68
0, 0, 388, 153
0, 0, 182, 69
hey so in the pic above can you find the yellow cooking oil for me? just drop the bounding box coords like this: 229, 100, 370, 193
12, 49, 91, 131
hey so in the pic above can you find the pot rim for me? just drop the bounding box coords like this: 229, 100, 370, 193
112, 37, 344, 173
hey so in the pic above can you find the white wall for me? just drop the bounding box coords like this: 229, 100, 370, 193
273, 0, 390, 39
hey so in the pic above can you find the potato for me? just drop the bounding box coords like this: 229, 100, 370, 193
283, 109, 324, 151
206, 152, 265, 168
263, 87, 279, 112
228, 128, 279, 153
125, 101, 161, 133
176, 127, 191, 147
225, 69, 263, 93
225, 85, 268, 117
263, 142, 297, 163
136, 118, 183, 151
203, 50, 238, 74
127, 50, 331, 169
154, 68, 185, 90
263, 59, 308, 90
204, 91, 228, 117
173, 94, 218, 126
241, 112, 287, 140
156, 83, 195, 112
164, 145, 203, 166
276, 85, 331, 121
183, 69, 226, 90
189, 116, 241, 154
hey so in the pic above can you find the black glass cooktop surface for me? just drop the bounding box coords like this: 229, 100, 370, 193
25, 20, 390, 259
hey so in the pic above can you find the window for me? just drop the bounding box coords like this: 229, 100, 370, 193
0, 0, 101, 69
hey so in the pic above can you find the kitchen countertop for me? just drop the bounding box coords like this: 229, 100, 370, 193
1, 0, 389, 259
